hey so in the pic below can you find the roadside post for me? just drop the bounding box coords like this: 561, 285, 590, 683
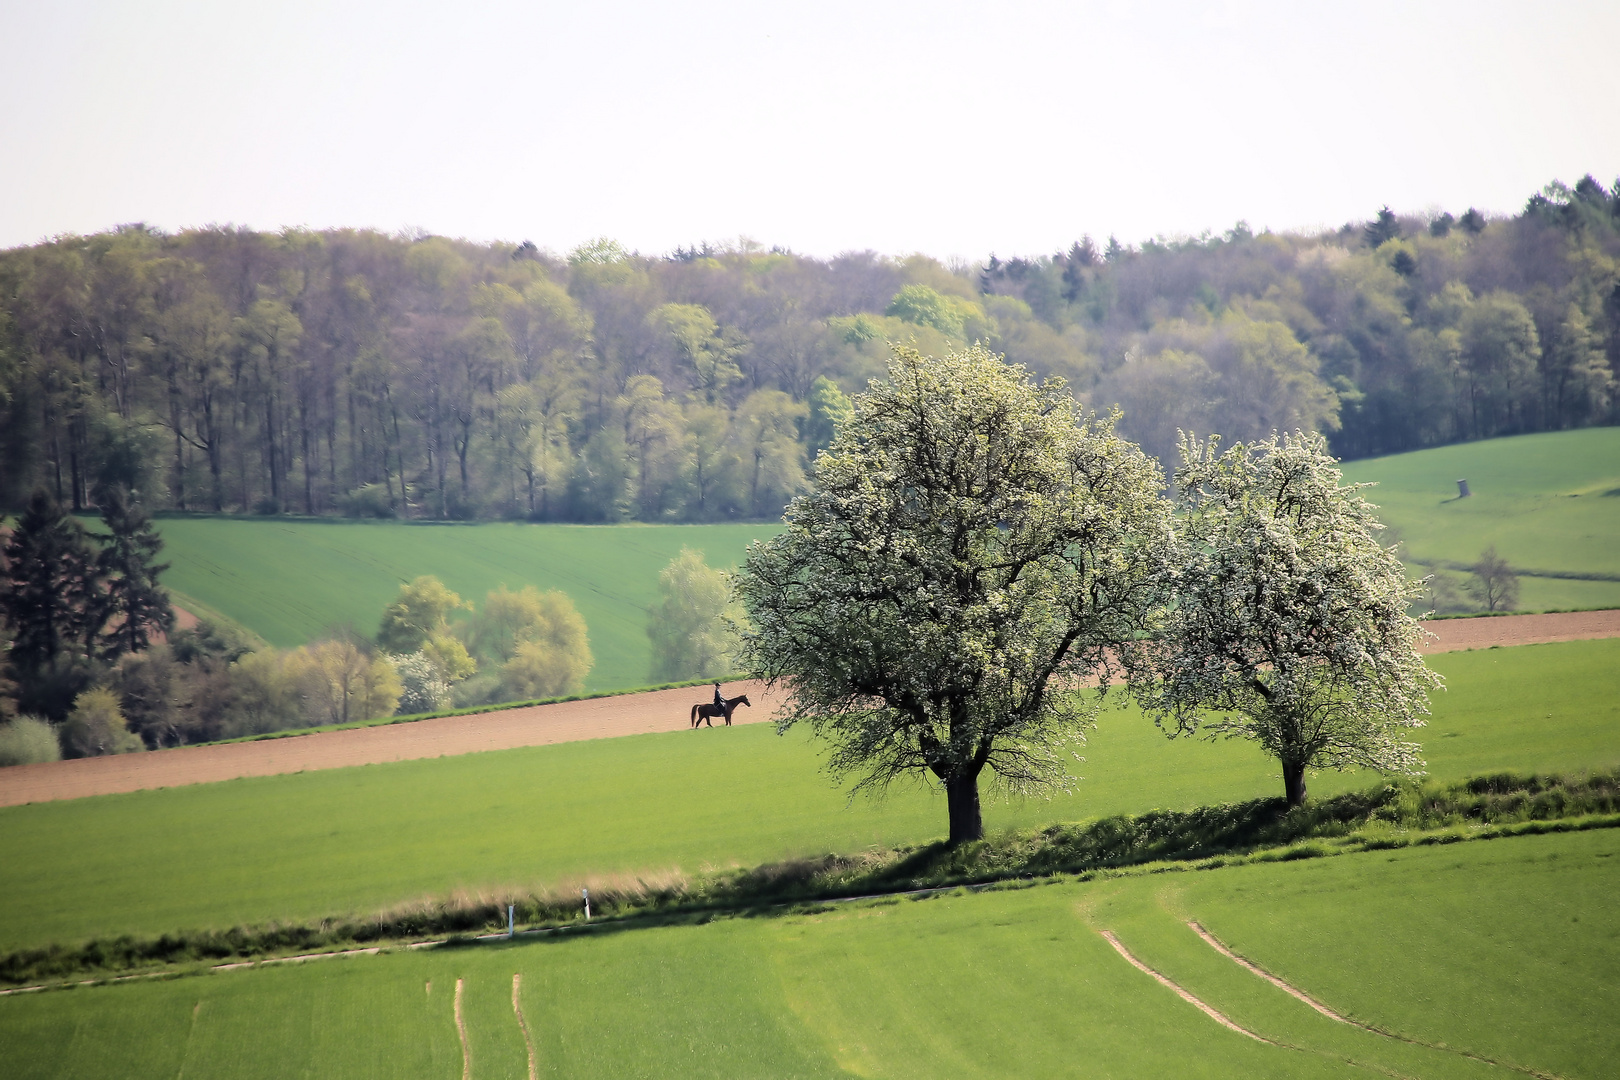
583, 887, 591, 921
508, 904, 514, 938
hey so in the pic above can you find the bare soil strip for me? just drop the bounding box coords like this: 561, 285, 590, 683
1418, 609, 1620, 653
1187, 921, 1561, 1079
0, 680, 786, 807
454, 977, 471, 1080
1097, 930, 1272, 1043
513, 973, 537, 1080
2, 609, 1614, 808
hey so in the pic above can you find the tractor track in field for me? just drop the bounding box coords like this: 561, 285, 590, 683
513, 973, 537, 1080
454, 978, 471, 1080
2, 609, 1616, 808
1186, 921, 1565, 1079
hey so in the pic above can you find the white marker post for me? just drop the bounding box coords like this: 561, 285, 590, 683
508, 904, 514, 938
583, 887, 591, 921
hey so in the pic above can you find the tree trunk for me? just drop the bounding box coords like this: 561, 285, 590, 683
1282, 759, 1308, 807
945, 771, 984, 845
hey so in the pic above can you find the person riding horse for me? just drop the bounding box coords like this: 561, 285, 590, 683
691, 687, 750, 727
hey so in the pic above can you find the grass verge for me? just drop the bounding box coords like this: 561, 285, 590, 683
6, 769, 1614, 988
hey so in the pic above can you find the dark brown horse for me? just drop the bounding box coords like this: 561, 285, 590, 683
690, 694, 750, 727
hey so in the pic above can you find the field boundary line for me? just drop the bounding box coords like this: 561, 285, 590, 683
512, 973, 537, 1080
1188, 922, 1565, 1079
8, 815, 1617, 997
1098, 930, 1272, 1043
454, 978, 471, 1080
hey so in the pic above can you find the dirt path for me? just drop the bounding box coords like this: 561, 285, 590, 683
1417, 608, 1620, 652
2, 610, 1615, 808
0, 681, 786, 807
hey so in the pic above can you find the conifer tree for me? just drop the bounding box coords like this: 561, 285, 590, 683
0, 489, 101, 678
92, 487, 174, 659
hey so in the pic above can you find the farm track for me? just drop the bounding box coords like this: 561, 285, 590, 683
2, 609, 1616, 808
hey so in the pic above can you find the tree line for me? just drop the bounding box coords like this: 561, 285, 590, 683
2, 176, 1616, 522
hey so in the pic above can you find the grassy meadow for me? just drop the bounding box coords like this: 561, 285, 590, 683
137, 429, 1620, 700
1340, 426, 1620, 610
151, 518, 781, 691
2, 638, 1616, 955
4, 827, 1615, 1080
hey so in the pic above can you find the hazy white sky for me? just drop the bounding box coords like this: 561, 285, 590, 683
2, 0, 1617, 259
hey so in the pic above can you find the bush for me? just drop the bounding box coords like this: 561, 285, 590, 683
339, 483, 396, 519
59, 687, 144, 757
0, 716, 62, 766
392, 651, 451, 714
288, 640, 402, 726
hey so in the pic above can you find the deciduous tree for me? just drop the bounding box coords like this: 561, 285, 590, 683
1135, 432, 1441, 806
376, 576, 467, 654
1468, 545, 1520, 612
737, 344, 1173, 844
647, 548, 741, 681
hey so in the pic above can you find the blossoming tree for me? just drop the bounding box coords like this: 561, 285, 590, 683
737, 344, 1173, 844
1136, 431, 1441, 806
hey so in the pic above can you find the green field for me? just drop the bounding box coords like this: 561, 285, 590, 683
1340, 426, 1620, 611
3, 639, 1616, 955
150, 518, 782, 691
4, 827, 1614, 1079
141, 431, 1620, 693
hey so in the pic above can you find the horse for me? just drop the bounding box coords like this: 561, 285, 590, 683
690, 694, 750, 728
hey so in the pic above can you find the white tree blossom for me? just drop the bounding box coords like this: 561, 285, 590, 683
737, 344, 1174, 843
1135, 431, 1442, 805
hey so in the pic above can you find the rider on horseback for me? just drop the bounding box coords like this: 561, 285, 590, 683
713, 682, 725, 711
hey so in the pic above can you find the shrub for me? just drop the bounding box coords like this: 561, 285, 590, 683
0, 716, 62, 766
392, 651, 451, 715
59, 687, 144, 757
339, 483, 396, 519
289, 639, 402, 726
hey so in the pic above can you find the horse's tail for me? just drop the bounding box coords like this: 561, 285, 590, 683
690, 703, 700, 726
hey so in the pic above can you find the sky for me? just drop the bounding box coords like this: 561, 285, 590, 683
2, 0, 1617, 260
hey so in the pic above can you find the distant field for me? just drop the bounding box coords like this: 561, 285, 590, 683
1340, 426, 1620, 611
4, 828, 1614, 1079
151, 518, 782, 691
2, 639, 1615, 954
144, 431, 1620, 686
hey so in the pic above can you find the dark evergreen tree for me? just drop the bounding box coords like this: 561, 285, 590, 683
1364, 206, 1401, 247
0, 489, 102, 716
92, 487, 173, 659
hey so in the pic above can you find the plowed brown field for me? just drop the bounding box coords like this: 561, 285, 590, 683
3, 609, 1616, 808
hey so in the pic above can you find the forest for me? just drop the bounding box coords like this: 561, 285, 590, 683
1, 175, 1617, 523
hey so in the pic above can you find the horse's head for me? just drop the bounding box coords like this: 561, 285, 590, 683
736, 694, 750, 707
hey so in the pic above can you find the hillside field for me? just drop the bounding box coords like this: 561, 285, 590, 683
3, 827, 1614, 1079
2, 638, 1616, 955
1340, 426, 1620, 611
151, 519, 782, 691
142, 430, 1620, 696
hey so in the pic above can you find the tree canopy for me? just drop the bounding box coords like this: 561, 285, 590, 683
737, 344, 1173, 844
1132, 432, 1441, 805
1, 175, 1614, 522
